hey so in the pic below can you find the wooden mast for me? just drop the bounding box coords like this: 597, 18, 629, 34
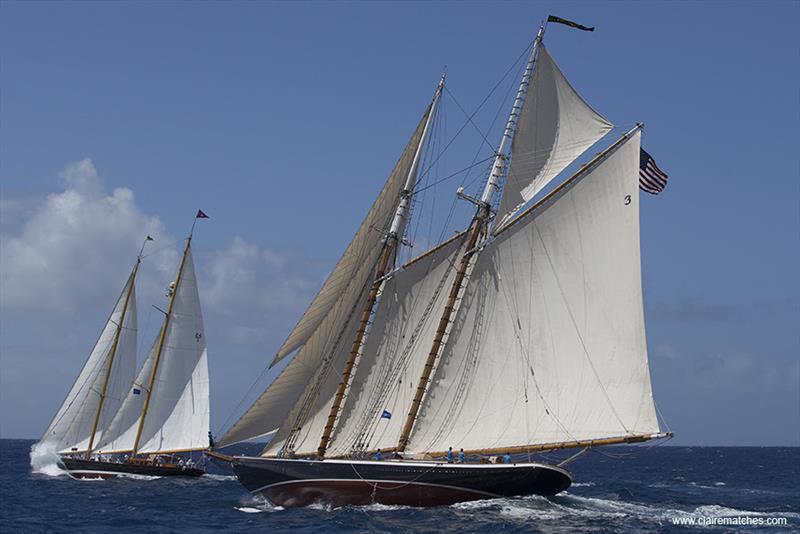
315, 76, 445, 458
131, 234, 192, 456
85, 237, 150, 459
396, 26, 545, 453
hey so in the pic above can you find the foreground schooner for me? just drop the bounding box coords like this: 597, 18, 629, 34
35, 224, 211, 479
211, 18, 671, 507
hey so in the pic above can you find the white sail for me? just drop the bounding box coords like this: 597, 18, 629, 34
496, 44, 612, 226
94, 340, 156, 453
218, 109, 433, 448
262, 288, 373, 455
137, 246, 210, 453
272, 110, 433, 365
39, 271, 138, 454
324, 236, 464, 456
407, 131, 660, 454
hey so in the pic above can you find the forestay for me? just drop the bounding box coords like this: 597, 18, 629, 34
218, 107, 432, 448
407, 131, 660, 454
40, 272, 138, 454
496, 44, 612, 227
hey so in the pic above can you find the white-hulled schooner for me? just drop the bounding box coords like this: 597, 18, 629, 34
34, 227, 212, 479
211, 18, 671, 507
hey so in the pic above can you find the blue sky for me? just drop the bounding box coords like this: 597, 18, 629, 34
1, 1, 798, 446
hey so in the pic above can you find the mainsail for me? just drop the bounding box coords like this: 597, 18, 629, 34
496, 44, 612, 226
407, 130, 660, 454
39, 264, 138, 455
96, 241, 210, 454
218, 103, 435, 449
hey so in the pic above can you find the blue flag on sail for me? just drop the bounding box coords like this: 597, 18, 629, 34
132, 388, 141, 395
639, 148, 669, 195
381, 410, 392, 420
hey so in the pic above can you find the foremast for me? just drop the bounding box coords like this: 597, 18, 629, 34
84, 237, 150, 459
316, 75, 446, 458
131, 232, 193, 457
396, 24, 545, 453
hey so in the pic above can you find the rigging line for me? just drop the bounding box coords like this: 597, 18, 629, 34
413, 41, 534, 189
412, 156, 496, 196
443, 86, 496, 154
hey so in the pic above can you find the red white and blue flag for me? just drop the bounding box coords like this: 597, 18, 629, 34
639, 149, 668, 195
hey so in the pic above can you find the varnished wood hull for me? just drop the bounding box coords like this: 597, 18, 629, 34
231, 456, 571, 508
60, 457, 204, 479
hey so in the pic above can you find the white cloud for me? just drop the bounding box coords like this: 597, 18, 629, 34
0, 158, 328, 439
0, 158, 176, 311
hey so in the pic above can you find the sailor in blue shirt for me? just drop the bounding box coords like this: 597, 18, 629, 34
374, 449, 383, 461
446, 447, 453, 463
503, 452, 512, 464
458, 448, 465, 463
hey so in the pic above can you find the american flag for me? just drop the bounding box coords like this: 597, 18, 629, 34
639, 149, 668, 194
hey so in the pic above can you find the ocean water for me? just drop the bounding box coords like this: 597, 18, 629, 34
2, 439, 798, 533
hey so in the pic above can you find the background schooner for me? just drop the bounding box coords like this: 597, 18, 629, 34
211, 18, 671, 507
33, 226, 211, 479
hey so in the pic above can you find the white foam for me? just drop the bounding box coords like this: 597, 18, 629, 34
235, 507, 265, 514
29, 442, 67, 477
571, 482, 596, 487
235, 495, 284, 513
202, 474, 237, 481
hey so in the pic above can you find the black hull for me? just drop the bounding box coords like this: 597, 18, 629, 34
232, 456, 571, 508
60, 457, 204, 479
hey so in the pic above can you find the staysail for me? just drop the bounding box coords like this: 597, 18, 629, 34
39, 267, 138, 454
324, 236, 464, 456
217, 104, 434, 448
406, 130, 660, 454
496, 43, 612, 226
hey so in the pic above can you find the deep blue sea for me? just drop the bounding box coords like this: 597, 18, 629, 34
1, 439, 798, 533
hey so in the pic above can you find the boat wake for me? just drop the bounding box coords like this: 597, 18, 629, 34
29, 442, 66, 477
449, 492, 800, 525
234, 495, 284, 514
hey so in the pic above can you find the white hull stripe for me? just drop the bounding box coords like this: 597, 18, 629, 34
251, 478, 502, 499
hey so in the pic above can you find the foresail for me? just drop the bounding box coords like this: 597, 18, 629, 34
137, 246, 210, 453
218, 107, 433, 448
272, 106, 432, 364
94, 339, 156, 453
407, 131, 660, 454
496, 44, 612, 227
40, 271, 137, 454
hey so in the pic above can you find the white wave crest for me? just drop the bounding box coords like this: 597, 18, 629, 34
203, 474, 237, 481
29, 442, 67, 477
235, 495, 283, 513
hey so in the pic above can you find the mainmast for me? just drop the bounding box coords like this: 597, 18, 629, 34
131, 233, 193, 456
84, 237, 150, 459
396, 25, 545, 453
316, 75, 446, 458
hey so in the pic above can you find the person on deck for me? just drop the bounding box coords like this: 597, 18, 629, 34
503, 452, 512, 464
458, 448, 465, 463
373, 449, 383, 461
446, 447, 453, 463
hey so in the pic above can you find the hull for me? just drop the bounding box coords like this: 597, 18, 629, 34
231, 456, 571, 508
60, 457, 204, 479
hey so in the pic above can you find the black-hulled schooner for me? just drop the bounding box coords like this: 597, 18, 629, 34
34, 230, 211, 479
211, 19, 671, 507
